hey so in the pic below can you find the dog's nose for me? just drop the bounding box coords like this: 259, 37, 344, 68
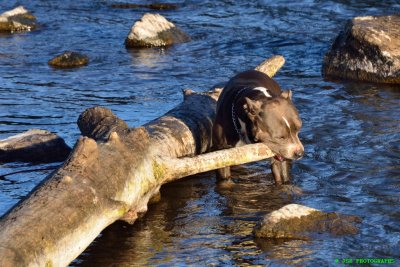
294, 150, 304, 159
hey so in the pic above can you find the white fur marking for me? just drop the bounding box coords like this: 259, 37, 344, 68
253, 87, 272, 98
282, 116, 291, 130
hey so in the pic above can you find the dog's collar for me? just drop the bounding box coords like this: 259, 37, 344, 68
231, 87, 253, 143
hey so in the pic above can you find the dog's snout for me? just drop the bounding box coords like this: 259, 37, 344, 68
294, 149, 304, 160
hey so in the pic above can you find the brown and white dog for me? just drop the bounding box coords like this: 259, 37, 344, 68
212, 70, 304, 185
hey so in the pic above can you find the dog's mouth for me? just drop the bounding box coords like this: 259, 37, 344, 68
274, 154, 285, 162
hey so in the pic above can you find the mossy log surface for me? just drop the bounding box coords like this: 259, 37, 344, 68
0, 56, 284, 267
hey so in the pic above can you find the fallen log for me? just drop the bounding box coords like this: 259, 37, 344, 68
0, 55, 284, 266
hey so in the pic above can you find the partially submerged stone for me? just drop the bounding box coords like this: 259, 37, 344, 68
0, 6, 37, 33
125, 13, 190, 48
48, 51, 89, 68
254, 204, 361, 240
0, 129, 71, 163
323, 15, 400, 84
111, 3, 178, 10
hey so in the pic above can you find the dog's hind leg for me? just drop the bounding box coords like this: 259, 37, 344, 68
212, 122, 233, 180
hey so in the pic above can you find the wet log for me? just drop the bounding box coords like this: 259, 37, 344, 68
0, 55, 284, 267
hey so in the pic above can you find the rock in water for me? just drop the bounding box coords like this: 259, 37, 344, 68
0, 6, 37, 33
254, 204, 361, 240
125, 13, 190, 48
0, 129, 71, 163
323, 15, 400, 84
48, 51, 89, 68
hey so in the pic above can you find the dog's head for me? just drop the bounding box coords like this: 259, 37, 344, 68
243, 90, 304, 161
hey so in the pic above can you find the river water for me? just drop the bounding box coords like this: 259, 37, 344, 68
1, 1, 399, 266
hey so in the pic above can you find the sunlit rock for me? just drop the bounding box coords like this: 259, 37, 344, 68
0, 6, 37, 33
254, 204, 361, 240
0, 129, 71, 163
48, 51, 89, 68
125, 13, 190, 48
111, 3, 178, 10
323, 15, 400, 84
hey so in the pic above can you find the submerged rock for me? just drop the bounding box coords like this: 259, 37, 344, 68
323, 15, 400, 84
125, 13, 190, 48
0, 129, 71, 163
111, 3, 178, 10
48, 51, 89, 68
0, 6, 37, 33
254, 204, 361, 240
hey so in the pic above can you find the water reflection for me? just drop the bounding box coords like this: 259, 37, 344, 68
73, 172, 210, 266
74, 166, 310, 266
127, 47, 168, 69
255, 238, 314, 266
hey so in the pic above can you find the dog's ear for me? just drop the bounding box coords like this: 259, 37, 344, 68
281, 90, 292, 100
243, 97, 261, 119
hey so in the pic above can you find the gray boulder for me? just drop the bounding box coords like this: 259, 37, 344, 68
323, 15, 400, 84
254, 204, 361, 240
125, 13, 190, 48
0, 6, 37, 33
0, 129, 71, 163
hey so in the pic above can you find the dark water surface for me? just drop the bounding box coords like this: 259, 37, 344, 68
1, 0, 400, 266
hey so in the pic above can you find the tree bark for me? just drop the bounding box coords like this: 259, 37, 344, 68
0, 56, 284, 267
